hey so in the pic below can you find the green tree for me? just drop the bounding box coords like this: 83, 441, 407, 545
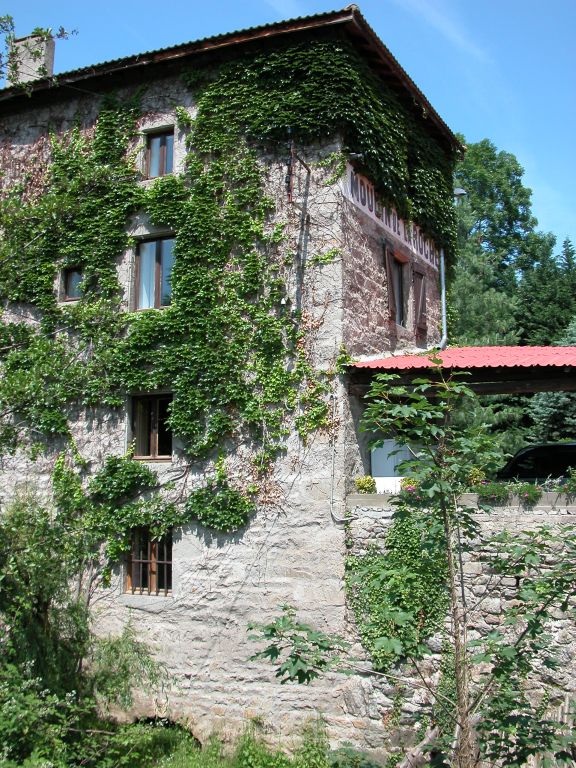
449, 143, 576, 459
0, 493, 89, 695
454, 138, 537, 281
451, 138, 576, 351
516, 238, 576, 346
0, 484, 172, 764
529, 312, 576, 441
450, 137, 552, 345
449, 239, 520, 346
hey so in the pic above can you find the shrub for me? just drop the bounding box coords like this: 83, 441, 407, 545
354, 475, 376, 494
470, 481, 510, 504
328, 744, 384, 767
511, 482, 543, 506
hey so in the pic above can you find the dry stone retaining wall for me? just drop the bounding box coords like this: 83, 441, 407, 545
345, 493, 576, 753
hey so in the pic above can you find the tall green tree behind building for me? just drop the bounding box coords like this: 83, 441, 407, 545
450, 137, 576, 349
516, 238, 576, 346
529, 314, 576, 441
450, 138, 576, 454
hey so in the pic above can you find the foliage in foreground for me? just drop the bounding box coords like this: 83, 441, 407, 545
0, 493, 164, 766
159, 722, 383, 768
0, 707, 382, 768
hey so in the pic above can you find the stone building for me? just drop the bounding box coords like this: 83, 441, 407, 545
0, 6, 460, 751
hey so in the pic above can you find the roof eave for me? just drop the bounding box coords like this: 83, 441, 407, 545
345, 9, 461, 151
0, 8, 356, 102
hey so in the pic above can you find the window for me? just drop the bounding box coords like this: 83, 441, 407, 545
132, 394, 173, 459
135, 237, 175, 309
371, 439, 419, 493
385, 244, 407, 327
126, 527, 172, 595
413, 271, 427, 332
145, 130, 174, 178
62, 268, 83, 301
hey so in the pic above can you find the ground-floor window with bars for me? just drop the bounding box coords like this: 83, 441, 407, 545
126, 527, 172, 595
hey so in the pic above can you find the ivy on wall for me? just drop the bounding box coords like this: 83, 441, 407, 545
186, 39, 457, 250
346, 506, 448, 669
0, 36, 456, 547
52, 452, 183, 573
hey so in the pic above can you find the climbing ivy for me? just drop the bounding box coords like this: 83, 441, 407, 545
0, 34, 456, 548
184, 39, 456, 249
52, 452, 182, 574
346, 506, 448, 670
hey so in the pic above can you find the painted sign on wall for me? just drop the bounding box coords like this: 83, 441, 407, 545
340, 163, 440, 270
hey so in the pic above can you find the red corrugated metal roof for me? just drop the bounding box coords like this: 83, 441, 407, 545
352, 346, 576, 370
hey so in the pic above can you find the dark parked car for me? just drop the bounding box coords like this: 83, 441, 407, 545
497, 443, 576, 481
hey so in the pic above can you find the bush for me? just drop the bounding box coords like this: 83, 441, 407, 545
563, 467, 576, 496
470, 481, 510, 504
511, 482, 542, 506
328, 744, 384, 767
354, 476, 376, 494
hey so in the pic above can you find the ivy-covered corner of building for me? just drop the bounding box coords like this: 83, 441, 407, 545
0, 36, 458, 549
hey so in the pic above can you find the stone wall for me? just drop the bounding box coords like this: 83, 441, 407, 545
345, 493, 576, 755
0, 72, 380, 749
341, 200, 442, 359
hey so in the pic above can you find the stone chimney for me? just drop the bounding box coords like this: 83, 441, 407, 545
9, 34, 55, 84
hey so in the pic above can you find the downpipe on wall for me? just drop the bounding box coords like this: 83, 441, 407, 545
438, 247, 448, 350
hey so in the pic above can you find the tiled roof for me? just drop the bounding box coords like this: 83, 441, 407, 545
352, 347, 576, 370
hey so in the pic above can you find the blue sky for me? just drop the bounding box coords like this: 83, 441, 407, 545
7, 1, 576, 250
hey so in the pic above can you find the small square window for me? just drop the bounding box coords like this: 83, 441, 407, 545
135, 238, 175, 310
132, 394, 173, 460
62, 268, 83, 301
145, 130, 174, 178
126, 526, 172, 595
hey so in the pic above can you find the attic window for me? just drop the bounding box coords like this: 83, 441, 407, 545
62, 268, 83, 301
145, 129, 174, 178
126, 526, 172, 595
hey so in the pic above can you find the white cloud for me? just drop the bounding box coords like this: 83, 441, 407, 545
389, 0, 489, 62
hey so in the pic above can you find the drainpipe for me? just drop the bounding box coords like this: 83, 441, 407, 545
439, 247, 448, 350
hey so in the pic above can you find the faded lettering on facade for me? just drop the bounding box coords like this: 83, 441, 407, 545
341, 163, 440, 270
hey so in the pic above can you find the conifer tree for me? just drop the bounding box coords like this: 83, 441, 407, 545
530, 311, 576, 441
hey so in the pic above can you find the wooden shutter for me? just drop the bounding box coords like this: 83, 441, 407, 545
385, 244, 397, 322
413, 271, 427, 330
